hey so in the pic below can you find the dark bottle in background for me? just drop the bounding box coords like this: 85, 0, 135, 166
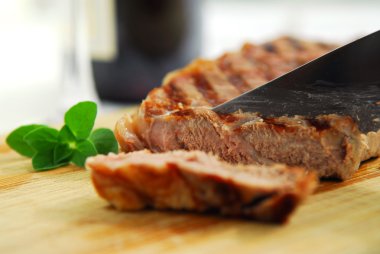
88, 0, 201, 102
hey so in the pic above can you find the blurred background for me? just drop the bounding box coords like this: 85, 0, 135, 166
0, 0, 379, 133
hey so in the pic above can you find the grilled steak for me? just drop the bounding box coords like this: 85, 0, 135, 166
87, 150, 317, 223
115, 37, 380, 179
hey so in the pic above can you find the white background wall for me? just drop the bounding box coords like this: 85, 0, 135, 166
201, 0, 380, 58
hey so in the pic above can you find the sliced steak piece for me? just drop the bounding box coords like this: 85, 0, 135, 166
114, 37, 380, 180
87, 150, 317, 223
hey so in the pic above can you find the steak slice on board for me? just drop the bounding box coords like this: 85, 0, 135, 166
87, 150, 317, 223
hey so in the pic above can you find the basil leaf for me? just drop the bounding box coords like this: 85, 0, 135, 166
6, 101, 118, 171
6, 124, 45, 157
24, 127, 59, 152
71, 140, 97, 167
64, 101, 97, 140
54, 143, 73, 164
32, 151, 68, 171
58, 125, 76, 144
90, 128, 118, 155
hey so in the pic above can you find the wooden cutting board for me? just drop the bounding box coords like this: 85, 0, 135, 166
1, 107, 380, 254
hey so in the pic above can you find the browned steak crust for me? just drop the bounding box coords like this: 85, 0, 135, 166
87, 150, 317, 223
115, 37, 380, 180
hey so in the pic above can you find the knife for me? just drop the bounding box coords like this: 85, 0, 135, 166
213, 30, 380, 133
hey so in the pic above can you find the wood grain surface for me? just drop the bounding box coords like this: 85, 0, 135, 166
1, 107, 379, 254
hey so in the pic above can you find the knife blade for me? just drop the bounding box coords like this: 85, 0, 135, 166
213, 30, 380, 133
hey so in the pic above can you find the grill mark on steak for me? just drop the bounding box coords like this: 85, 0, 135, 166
260, 37, 315, 79
196, 61, 242, 103
307, 118, 331, 131
227, 74, 253, 93
242, 193, 275, 209
261, 117, 306, 134
163, 74, 212, 108
273, 37, 303, 55
171, 108, 196, 117
287, 37, 305, 51
262, 118, 288, 132
217, 46, 276, 91
240, 44, 280, 81
217, 54, 255, 93
143, 100, 168, 117
163, 81, 189, 106
219, 114, 240, 124
271, 194, 299, 223
317, 41, 335, 50
263, 42, 277, 53
191, 71, 221, 106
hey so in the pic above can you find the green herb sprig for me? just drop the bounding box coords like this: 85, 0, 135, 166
6, 101, 118, 171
